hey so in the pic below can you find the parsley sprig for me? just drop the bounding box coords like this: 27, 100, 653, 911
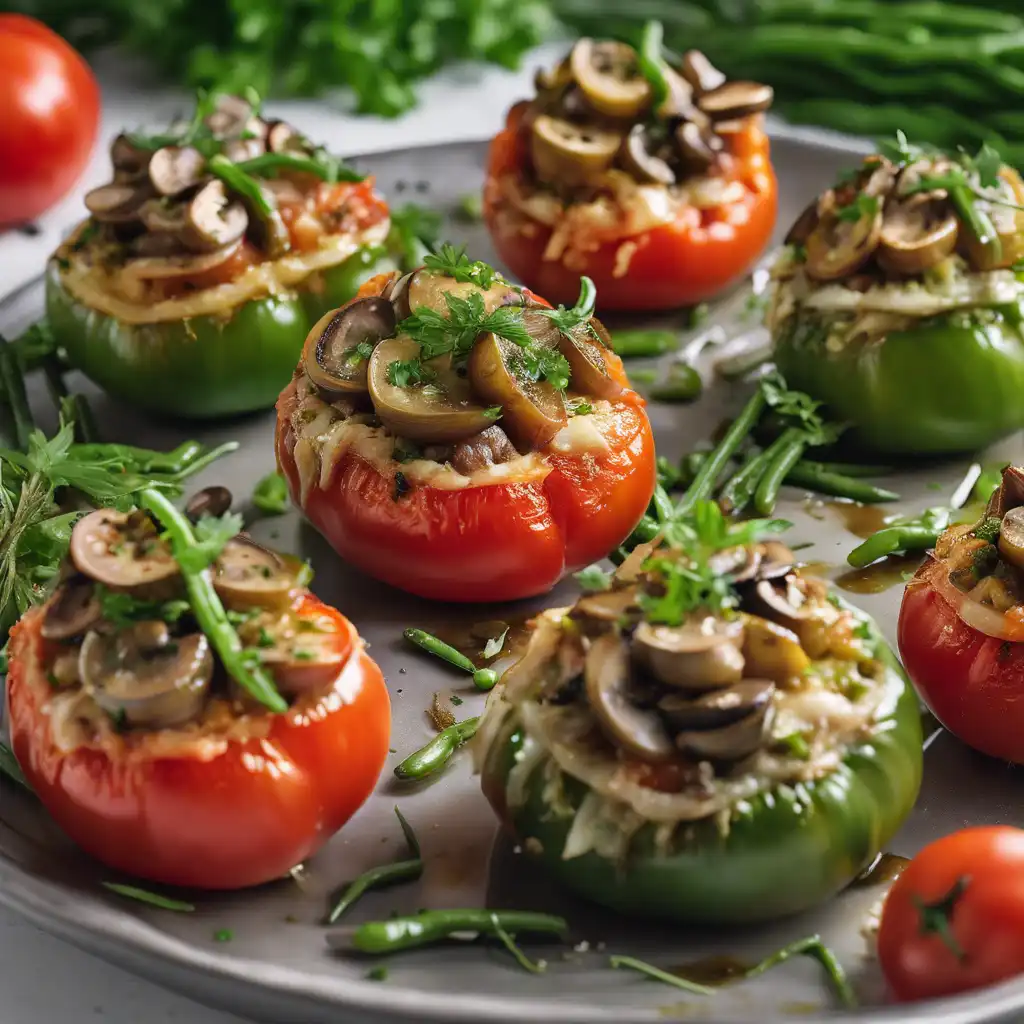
535, 276, 597, 334
423, 244, 501, 289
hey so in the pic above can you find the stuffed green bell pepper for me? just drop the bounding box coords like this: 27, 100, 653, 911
46, 92, 404, 419
475, 518, 922, 924
769, 139, 1024, 455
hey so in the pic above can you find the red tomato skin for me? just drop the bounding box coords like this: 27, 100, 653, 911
5, 597, 391, 890
483, 110, 778, 311
898, 572, 1024, 763
0, 15, 100, 227
878, 827, 1024, 1002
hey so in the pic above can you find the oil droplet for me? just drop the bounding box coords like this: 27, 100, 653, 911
828, 501, 890, 539
834, 553, 922, 594
851, 852, 910, 888
670, 954, 750, 987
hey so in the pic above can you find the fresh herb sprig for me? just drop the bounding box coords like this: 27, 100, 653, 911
423, 244, 501, 289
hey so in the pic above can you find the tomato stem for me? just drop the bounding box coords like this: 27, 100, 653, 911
912, 875, 970, 962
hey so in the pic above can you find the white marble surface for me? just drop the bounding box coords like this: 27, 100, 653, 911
0, 45, 562, 1024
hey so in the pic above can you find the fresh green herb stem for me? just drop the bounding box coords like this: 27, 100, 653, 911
677, 389, 766, 513
650, 484, 676, 524
328, 909, 567, 954
609, 955, 716, 995
637, 20, 670, 108
327, 807, 423, 923
393, 717, 479, 781
140, 488, 286, 712
0, 342, 35, 451
252, 470, 290, 515
236, 152, 362, 183
489, 914, 549, 973
101, 882, 195, 912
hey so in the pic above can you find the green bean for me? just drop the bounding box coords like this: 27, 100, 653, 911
651, 484, 675, 523
612, 329, 678, 358
810, 460, 895, 478
327, 908, 568, 954
638, 20, 670, 107
609, 955, 716, 994
718, 447, 773, 515
393, 716, 479, 781
404, 627, 476, 673
101, 883, 195, 912
0, 342, 34, 450
965, 462, 1006, 508
847, 523, 947, 569
327, 807, 422, 923
140, 489, 287, 712
677, 388, 766, 514
754, 428, 807, 516
626, 516, 661, 548
649, 362, 703, 403
783, 461, 899, 503
713, 341, 772, 380
68, 440, 206, 474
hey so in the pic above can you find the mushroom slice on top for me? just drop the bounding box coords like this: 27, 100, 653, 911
530, 115, 622, 188
80, 623, 213, 729
244, 609, 353, 696
620, 124, 676, 186
741, 615, 810, 684
676, 702, 774, 763
680, 50, 727, 95
877, 193, 958, 275
206, 94, 264, 140
697, 81, 773, 120
674, 120, 721, 172
213, 537, 301, 611
585, 632, 675, 762
303, 298, 397, 398
84, 184, 150, 224
42, 577, 101, 641
266, 120, 301, 153
998, 506, 1024, 571
148, 146, 207, 197
389, 269, 521, 321
469, 324, 568, 450
961, 166, 1024, 272
631, 616, 745, 691
222, 137, 266, 164
554, 319, 624, 401
110, 134, 152, 178
784, 200, 820, 247
70, 509, 179, 591
659, 679, 776, 730
182, 179, 249, 251
804, 197, 884, 282
120, 240, 243, 281
573, 584, 640, 624
569, 38, 650, 119
369, 337, 497, 444
140, 198, 190, 234
450, 425, 520, 476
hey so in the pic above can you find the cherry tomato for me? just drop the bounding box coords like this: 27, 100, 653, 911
898, 559, 1024, 763
276, 280, 656, 603
878, 827, 1024, 1002
483, 106, 778, 311
5, 594, 391, 890
0, 15, 100, 227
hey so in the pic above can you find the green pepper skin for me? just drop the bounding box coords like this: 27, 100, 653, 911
45, 246, 398, 419
773, 302, 1024, 455
480, 619, 922, 925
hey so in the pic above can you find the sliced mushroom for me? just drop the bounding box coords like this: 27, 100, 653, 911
468, 326, 568, 450
266, 120, 301, 153
631, 617, 745, 691
585, 632, 674, 762
389, 268, 521, 321
206, 94, 263, 139
961, 166, 1024, 272
555, 320, 624, 400
756, 541, 796, 581
658, 679, 776, 730
530, 115, 622, 188
674, 120, 721, 171
450, 425, 519, 475
658, 67, 702, 120
998, 506, 1024, 571
182, 180, 249, 251
80, 625, 213, 729
148, 146, 207, 196
620, 124, 675, 185
569, 38, 650, 119
120, 240, 242, 281
740, 615, 810, 684
681, 50, 726, 95
676, 704, 774, 763
42, 578, 101, 640
535, 57, 575, 95
243, 609, 350, 695
84, 184, 150, 224
572, 585, 640, 623
697, 81, 773, 120
748, 578, 819, 633
213, 537, 301, 611
369, 337, 496, 443
877, 193, 958, 275
244, 188, 291, 258
70, 509, 179, 591
303, 298, 396, 398
222, 137, 265, 164
784, 200, 820, 247
988, 466, 1024, 520
804, 201, 883, 282
110, 134, 152, 178
185, 485, 233, 523
140, 197, 190, 234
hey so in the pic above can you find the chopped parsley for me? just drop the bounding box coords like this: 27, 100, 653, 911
835, 193, 880, 223
568, 398, 593, 416
345, 341, 375, 367
257, 627, 276, 648
96, 586, 190, 629
974, 516, 1002, 544
423, 243, 499, 289
574, 564, 613, 592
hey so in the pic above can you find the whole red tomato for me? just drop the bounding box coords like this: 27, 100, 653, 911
0, 15, 100, 227
483, 105, 778, 311
878, 827, 1024, 1002
6, 594, 391, 890
898, 557, 1024, 763
276, 277, 656, 603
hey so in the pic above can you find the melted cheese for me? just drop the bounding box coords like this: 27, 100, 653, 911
57, 218, 389, 324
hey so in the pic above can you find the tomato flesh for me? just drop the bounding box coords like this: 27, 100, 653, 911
5, 595, 390, 890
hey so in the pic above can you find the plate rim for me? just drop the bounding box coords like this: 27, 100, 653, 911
2, 130, 1021, 1024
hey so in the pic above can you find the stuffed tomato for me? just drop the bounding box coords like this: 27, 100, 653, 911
5, 500, 390, 890
46, 92, 399, 419
770, 143, 1024, 455
476, 521, 922, 923
275, 251, 656, 603
899, 466, 1024, 764
483, 27, 777, 311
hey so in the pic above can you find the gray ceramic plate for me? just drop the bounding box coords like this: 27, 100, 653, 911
3, 133, 1024, 1024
